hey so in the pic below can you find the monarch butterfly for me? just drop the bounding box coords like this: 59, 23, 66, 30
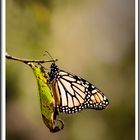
47, 62, 109, 114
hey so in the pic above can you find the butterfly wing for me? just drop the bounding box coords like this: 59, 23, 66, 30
52, 70, 109, 114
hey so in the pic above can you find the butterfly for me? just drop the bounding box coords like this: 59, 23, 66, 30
48, 63, 109, 114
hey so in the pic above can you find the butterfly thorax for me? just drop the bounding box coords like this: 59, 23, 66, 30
48, 63, 59, 81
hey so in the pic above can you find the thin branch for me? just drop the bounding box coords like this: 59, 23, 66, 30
5, 52, 58, 64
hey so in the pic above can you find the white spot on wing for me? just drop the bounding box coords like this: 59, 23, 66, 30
92, 89, 98, 94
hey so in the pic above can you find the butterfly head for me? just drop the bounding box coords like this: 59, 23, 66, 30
50, 63, 58, 69
48, 63, 59, 81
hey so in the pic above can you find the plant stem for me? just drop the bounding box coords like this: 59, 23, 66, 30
5, 52, 57, 64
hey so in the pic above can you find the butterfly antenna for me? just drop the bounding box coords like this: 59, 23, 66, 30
43, 51, 58, 63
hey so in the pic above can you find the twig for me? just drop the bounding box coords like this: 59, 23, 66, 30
5, 52, 58, 64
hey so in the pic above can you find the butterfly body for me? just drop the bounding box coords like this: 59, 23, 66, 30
48, 63, 109, 114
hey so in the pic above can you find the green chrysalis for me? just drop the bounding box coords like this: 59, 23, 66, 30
28, 63, 64, 132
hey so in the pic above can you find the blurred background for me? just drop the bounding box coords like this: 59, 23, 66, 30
6, 0, 135, 140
